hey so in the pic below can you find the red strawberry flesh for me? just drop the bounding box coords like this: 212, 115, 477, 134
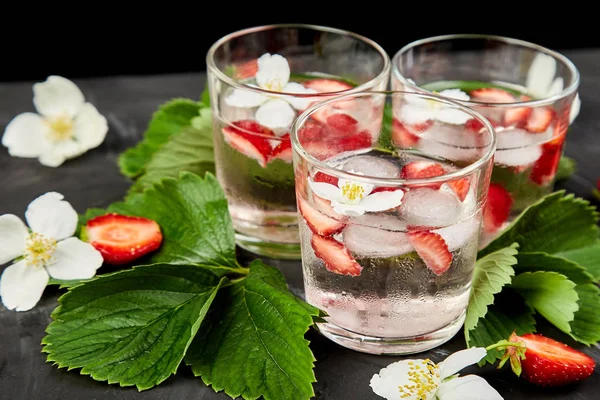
483, 183, 513, 233
222, 120, 275, 167
470, 88, 516, 103
407, 230, 453, 275
303, 79, 354, 93
326, 113, 358, 136
401, 161, 446, 180
271, 134, 292, 163
311, 234, 362, 276
298, 196, 346, 236
526, 107, 556, 133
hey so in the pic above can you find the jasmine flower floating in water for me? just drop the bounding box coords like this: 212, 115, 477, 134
398, 88, 472, 125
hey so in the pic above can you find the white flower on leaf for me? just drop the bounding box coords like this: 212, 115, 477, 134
370, 347, 503, 400
526, 53, 581, 123
0, 192, 104, 311
225, 53, 317, 132
1, 76, 108, 167
399, 89, 472, 125
308, 171, 404, 216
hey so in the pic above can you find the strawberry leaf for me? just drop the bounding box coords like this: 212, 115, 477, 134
555, 156, 577, 182
514, 252, 596, 284
464, 243, 519, 339
42, 264, 225, 391
557, 243, 600, 281
185, 260, 320, 400
510, 271, 579, 334
479, 191, 600, 258
118, 98, 203, 178
569, 283, 600, 345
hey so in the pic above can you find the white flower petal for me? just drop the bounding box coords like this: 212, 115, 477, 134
404, 94, 432, 107
256, 53, 290, 92
526, 53, 557, 99
33, 76, 85, 118
437, 375, 503, 400
1, 113, 52, 158
370, 359, 440, 400
439, 89, 470, 101
0, 260, 49, 311
46, 237, 103, 280
38, 140, 84, 167
359, 190, 404, 213
399, 103, 434, 125
255, 99, 296, 131
0, 215, 29, 264
332, 202, 367, 216
225, 86, 268, 108
283, 82, 318, 110
436, 107, 473, 125
570, 93, 581, 123
25, 192, 78, 241
438, 347, 487, 379
73, 103, 108, 150
548, 77, 564, 97
308, 180, 343, 203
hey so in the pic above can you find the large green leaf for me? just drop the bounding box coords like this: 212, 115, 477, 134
514, 252, 596, 284
569, 283, 600, 345
42, 264, 225, 391
555, 156, 577, 182
556, 243, 600, 281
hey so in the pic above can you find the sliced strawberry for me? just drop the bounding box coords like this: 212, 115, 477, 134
466, 117, 500, 132
391, 118, 421, 148
526, 107, 556, 133
298, 120, 324, 143
326, 113, 358, 136
504, 332, 596, 387
470, 88, 516, 103
446, 177, 470, 201
271, 134, 292, 163
401, 160, 446, 180
530, 142, 563, 185
314, 171, 339, 186
407, 230, 453, 275
329, 130, 372, 153
504, 106, 533, 127
303, 78, 354, 93
298, 196, 345, 236
222, 120, 275, 167
312, 193, 345, 220
311, 234, 362, 276
86, 213, 163, 265
233, 59, 258, 80
483, 183, 513, 233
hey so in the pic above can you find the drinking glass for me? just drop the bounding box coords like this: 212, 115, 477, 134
290, 90, 496, 355
206, 24, 390, 259
391, 34, 580, 241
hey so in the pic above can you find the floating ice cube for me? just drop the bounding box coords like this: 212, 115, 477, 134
400, 188, 462, 227
343, 215, 412, 258
349, 213, 408, 231
342, 155, 402, 178
496, 127, 552, 148
493, 127, 546, 167
417, 124, 482, 162
433, 215, 480, 252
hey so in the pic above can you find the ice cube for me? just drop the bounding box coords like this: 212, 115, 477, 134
417, 124, 482, 162
400, 188, 462, 227
343, 215, 412, 258
493, 127, 546, 166
342, 155, 402, 178
433, 215, 480, 252
349, 213, 408, 231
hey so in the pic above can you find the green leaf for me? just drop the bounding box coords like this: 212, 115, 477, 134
76, 208, 107, 239
377, 102, 394, 152
465, 243, 518, 338
107, 172, 241, 275
128, 108, 215, 195
555, 156, 577, 181
421, 80, 523, 96
479, 191, 600, 258
510, 271, 579, 334
467, 290, 537, 364
556, 243, 600, 281
42, 264, 225, 391
185, 260, 319, 400
514, 252, 596, 284
118, 99, 202, 178
201, 85, 211, 107
569, 283, 600, 345
47, 278, 91, 289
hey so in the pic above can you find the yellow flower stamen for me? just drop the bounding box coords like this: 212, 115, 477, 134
263, 81, 283, 92
24, 232, 57, 267
340, 182, 365, 204
46, 115, 74, 141
398, 359, 440, 399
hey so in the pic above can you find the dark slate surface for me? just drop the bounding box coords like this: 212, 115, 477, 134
1, 49, 599, 399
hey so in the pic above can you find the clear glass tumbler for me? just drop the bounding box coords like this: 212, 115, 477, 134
206, 24, 390, 259
391, 34, 580, 241
291, 91, 496, 355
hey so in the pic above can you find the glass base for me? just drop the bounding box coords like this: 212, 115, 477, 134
315, 311, 466, 355
235, 232, 301, 260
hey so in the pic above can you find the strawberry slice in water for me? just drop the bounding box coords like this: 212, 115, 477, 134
326, 113, 359, 136
483, 183, 513, 233
470, 88, 516, 103
311, 234, 363, 276
271, 133, 292, 163
391, 118, 422, 148
530, 141, 563, 185
233, 59, 258, 79
314, 171, 339, 186
446, 177, 471, 202
222, 120, 275, 167
298, 196, 346, 236
504, 106, 533, 127
303, 78, 354, 93
526, 107, 556, 133
407, 230, 453, 275
328, 130, 372, 153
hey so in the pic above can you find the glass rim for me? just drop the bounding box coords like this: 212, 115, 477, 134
391, 33, 580, 108
290, 90, 497, 186
206, 23, 391, 99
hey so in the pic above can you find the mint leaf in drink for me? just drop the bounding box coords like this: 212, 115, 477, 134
377, 102, 395, 152
556, 243, 600, 281
510, 271, 579, 334
107, 172, 241, 275
128, 108, 215, 195
569, 283, 600, 345
42, 264, 225, 391
185, 260, 320, 400
479, 191, 600, 257
555, 156, 577, 181
118, 98, 202, 178
465, 243, 518, 338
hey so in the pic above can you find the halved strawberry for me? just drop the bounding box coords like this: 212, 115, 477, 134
470, 88, 516, 103
298, 196, 346, 236
391, 118, 421, 148
222, 120, 275, 167
86, 213, 163, 265
483, 183, 513, 233
311, 234, 362, 276
303, 78, 354, 93
326, 113, 358, 136
233, 59, 258, 80
401, 160, 446, 180
530, 142, 562, 185
314, 171, 339, 186
447, 177, 470, 202
526, 107, 556, 133
501, 332, 596, 387
407, 230, 453, 275
271, 134, 292, 163
504, 106, 533, 127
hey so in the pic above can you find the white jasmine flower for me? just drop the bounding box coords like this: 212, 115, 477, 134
370, 347, 503, 400
399, 89, 472, 125
2, 76, 108, 167
308, 171, 404, 216
0, 192, 104, 311
225, 53, 317, 131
